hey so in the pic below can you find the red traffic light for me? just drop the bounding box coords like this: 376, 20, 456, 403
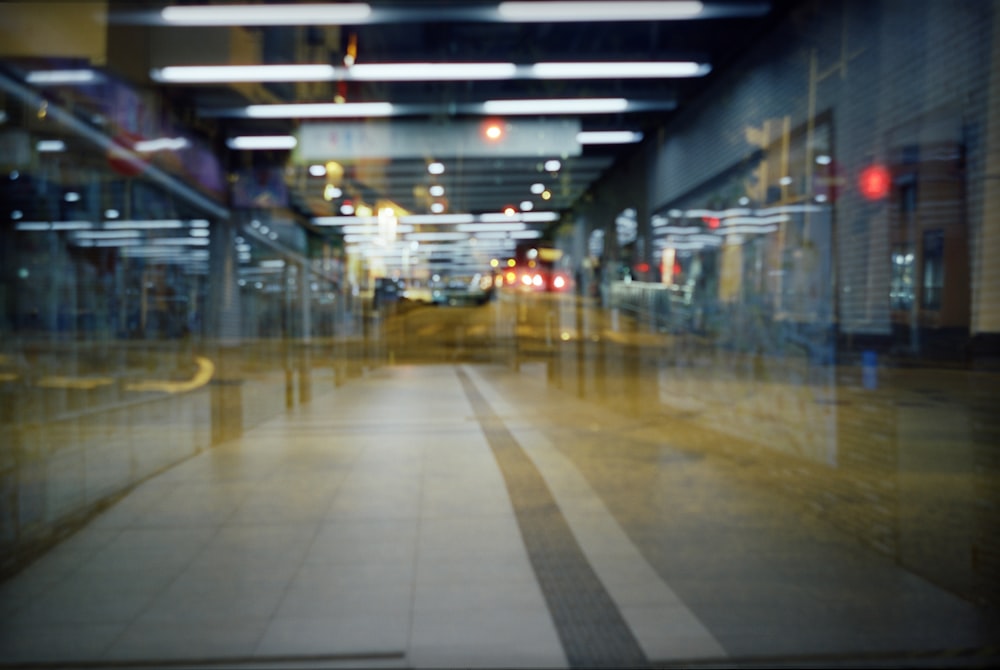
859, 164, 891, 200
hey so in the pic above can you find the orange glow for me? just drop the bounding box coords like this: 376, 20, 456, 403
503, 205, 517, 216
483, 120, 505, 141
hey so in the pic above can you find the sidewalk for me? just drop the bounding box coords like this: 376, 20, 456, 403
0, 364, 720, 668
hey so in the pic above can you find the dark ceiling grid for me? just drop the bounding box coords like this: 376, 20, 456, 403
136, 0, 803, 265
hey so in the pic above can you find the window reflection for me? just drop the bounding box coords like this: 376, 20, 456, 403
1, 0, 999, 666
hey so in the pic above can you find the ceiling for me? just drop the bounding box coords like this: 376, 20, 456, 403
123, 0, 799, 272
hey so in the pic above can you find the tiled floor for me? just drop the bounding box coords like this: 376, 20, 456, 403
0, 363, 995, 668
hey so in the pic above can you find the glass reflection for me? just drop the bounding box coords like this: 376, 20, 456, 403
1, 0, 998, 666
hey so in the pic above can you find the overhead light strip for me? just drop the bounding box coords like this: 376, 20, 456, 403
161, 3, 373, 26
313, 212, 559, 226
154, 60, 708, 84
26, 69, 100, 85
226, 135, 298, 150
577, 131, 644, 145
348, 63, 518, 81
484, 98, 629, 115
157, 1, 773, 26
531, 62, 708, 78
245, 102, 394, 119
497, 1, 704, 21
153, 64, 337, 83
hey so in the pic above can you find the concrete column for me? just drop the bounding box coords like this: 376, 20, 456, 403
205, 217, 243, 444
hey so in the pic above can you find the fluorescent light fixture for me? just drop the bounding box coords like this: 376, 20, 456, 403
401, 214, 475, 225
477, 213, 521, 223
161, 3, 372, 26
64, 192, 81, 203
682, 208, 750, 218
104, 209, 120, 219
530, 183, 546, 194
246, 102, 393, 119
309, 164, 328, 177
104, 219, 184, 230
227, 135, 297, 150
815, 154, 832, 165
406, 232, 470, 242
134, 137, 190, 152
312, 216, 378, 226
498, 1, 704, 21
457, 222, 527, 232
510, 230, 543, 239
26, 69, 98, 85
75, 230, 142, 239
577, 130, 644, 144
189, 229, 210, 237
723, 215, 789, 226
154, 60, 705, 84
190, 219, 210, 227
15, 222, 51, 231
51, 221, 93, 230
342, 224, 414, 234
36, 140, 66, 152
724, 224, 779, 235
544, 159, 561, 172
428, 185, 445, 197
520, 201, 534, 211
430, 203, 446, 213
153, 64, 336, 83
428, 162, 445, 175
87, 238, 142, 247
348, 62, 516, 81
657, 226, 702, 235
533, 61, 707, 78
151, 237, 210, 246
756, 204, 824, 216
520, 211, 560, 222
483, 97, 628, 115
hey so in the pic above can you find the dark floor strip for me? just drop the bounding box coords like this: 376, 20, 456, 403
456, 367, 648, 669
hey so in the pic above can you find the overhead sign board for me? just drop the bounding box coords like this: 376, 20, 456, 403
294, 119, 581, 162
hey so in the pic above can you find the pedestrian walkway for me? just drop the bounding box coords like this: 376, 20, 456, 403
0, 364, 722, 668
0, 364, 993, 668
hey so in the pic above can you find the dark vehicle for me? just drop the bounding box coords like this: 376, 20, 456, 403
431, 274, 493, 306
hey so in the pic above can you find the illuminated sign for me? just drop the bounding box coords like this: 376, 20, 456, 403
295, 119, 580, 161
